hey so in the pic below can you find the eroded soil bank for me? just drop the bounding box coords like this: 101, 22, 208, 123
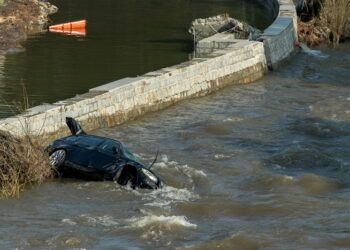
0, 0, 57, 53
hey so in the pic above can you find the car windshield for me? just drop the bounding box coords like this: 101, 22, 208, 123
122, 147, 139, 162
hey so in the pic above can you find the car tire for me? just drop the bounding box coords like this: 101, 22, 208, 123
49, 149, 66, 168
116, 165, 138, 188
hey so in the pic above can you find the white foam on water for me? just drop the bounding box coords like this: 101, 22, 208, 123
153, 161, 178, 169
142, 186, 199, 208
62, 218, 77, 226
146, 154, 176, 169
181, 164, 207, 178
214, 154, 225, 159
152, 154, 207, 178
153, 162, 168, 168
160, 154, 169, 163
84, 215, 119, 227
124, 213, 197, 242
223, 117, 243, 122
168, 160, 178, 166
134, 152, 149, 160
127, 214, 197, 229
214, 154, 232, 160
65, 214, 119, 227
76, 182, 93, 190
283, 175, 294, 181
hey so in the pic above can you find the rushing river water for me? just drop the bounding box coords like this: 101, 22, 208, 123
0, 0, 272, 118
0, 43, 349, 248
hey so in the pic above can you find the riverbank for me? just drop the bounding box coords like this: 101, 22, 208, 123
0, 0, 57, 53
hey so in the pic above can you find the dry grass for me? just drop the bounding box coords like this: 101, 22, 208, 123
0, 131, 54, 198
298, 17, 328, 46
320, 0, 350, 45
0, 85, 54, 199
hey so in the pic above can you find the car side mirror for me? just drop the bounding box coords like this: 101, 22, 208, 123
112, 146, 119, 154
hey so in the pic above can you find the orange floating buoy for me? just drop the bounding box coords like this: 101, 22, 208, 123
49, 20, 87, 36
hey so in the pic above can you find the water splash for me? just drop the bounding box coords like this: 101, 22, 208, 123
300, 43, 329, 59
62, 214, 119, 227
127, 214, 197, 229
142, 186, 199, 208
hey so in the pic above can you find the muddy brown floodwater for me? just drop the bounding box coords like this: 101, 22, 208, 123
0, 42, 349, 249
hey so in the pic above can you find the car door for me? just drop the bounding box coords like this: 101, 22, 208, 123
67, 136, 102, 171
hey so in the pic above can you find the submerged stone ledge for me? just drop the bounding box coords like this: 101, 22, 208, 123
0, 0, 297, 145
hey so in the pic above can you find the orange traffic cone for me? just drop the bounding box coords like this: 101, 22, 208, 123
49, 20, 86, 30
49, 20, 87, 36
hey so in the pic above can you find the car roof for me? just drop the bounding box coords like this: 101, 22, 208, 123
61, 134, 122, 147
78, 134, 111, 145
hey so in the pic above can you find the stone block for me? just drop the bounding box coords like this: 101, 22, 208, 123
264, 16, 293, 36
89, 77, 146, 92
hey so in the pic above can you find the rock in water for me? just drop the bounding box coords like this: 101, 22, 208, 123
0, 0, 58, 53
189, 14, 261, 43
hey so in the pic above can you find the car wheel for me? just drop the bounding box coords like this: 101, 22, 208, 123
116, 165, 138, 188
49, 149, 66, 167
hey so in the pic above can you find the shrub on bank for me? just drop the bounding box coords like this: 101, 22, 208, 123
0, 131, 54, 199
297, 0, 350, 46
320, 0, 350, 45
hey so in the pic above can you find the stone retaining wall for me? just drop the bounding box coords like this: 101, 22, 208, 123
196, 0, 297, 70
259, 0, 298, 70
0, 0, 297, 145
0, 40, 266, 144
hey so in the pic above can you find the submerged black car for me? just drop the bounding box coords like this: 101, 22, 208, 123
47, 117, 163, 189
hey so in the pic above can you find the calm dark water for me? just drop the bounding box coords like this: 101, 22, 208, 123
0, 0, 272, 117
0, 43, 349, 249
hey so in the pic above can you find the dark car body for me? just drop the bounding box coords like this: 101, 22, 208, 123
47, 117, 163, 189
